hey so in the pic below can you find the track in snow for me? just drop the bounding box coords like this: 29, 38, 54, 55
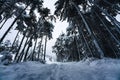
0, 59, 120, 80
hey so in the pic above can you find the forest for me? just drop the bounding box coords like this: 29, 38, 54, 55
0, 0, 120, 63
0, 0, 120, 80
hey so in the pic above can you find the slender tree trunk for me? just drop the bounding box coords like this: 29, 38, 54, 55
23, 44, 30, 61
17, 37, 29, 62
91, 1, 120, 33
0, 16, 6, 23
38, 37, 43, 60
23, 36, 33, 61
0, 3, 30, 44
41, 45, 44, 59
95, 12, 120, 45
43, 35, 47, 61
0, 19, 8, 29
78, 25, 93, 58
32, 39, 37, 61
71, 2, 104, 58
0, 1, 21, 28
74, 34, 81, 60
14, 34, 26, 62
10, 31, 20, 51
95, 12, 119, 58
0, 10, 15, 29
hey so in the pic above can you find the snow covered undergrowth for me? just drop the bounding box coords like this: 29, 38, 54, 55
0, 58, 120, 80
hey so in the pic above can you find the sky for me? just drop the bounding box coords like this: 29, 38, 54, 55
43, 0, 68, 59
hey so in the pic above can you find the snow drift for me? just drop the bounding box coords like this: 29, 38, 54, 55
0, 58, 120, 80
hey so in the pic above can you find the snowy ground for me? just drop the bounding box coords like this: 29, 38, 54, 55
0, 58, 120, 80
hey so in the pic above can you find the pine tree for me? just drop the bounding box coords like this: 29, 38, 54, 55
0, 0, 55, 63
54, 0, 120, 60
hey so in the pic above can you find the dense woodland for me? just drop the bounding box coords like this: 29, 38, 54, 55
0, 0, 120, 64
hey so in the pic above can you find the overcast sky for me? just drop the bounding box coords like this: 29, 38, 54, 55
43, 0, 68, 58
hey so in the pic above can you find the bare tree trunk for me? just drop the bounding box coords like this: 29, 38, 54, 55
74, 33, 81, 60
17, 37, 29, 62
23, 36, 33, 61
23, 44, 30, 61
0, 3, 30, 44
10, 31, 20, 51
95, 12, 118, 58
32, 39, 37, 61
43, 35, 47, 61
0, 16, 6, 23
77, 21, 93, 58
71, 2, 104, 58
0, 10, 16, 29
0, 1, 22, 29
14, 34, 26, 62
95, 12, 120, 45
0, 19, 8, 29
90, 1, 120, 33
38, 37, 43, 60
41, 45, 44, 59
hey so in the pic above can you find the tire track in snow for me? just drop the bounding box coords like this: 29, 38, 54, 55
48, 64, 71, 80
48, 64, 60, 80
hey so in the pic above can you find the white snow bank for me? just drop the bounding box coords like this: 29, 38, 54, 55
0, 58, 120, 80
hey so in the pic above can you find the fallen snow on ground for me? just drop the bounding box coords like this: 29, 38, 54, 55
0, 58, 120, 80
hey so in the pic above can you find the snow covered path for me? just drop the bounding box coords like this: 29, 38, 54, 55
0, 59, 120, 80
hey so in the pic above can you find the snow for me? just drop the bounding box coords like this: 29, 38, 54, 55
0, 58, 120, 80
0, 51, 13, 65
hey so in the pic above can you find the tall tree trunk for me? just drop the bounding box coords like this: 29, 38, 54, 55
23, 44, 30, 61
95, 12, 120, 45
0, 16, 6, 23
41, 45, 44, 59
0, 3, 30, 44
74, 33, 81, 60
14, 34, 26, 62
77, 21, 93, 58
43, 35, 47, 61
38, 37, 43, 60
95, 12, 119, 58
10, 31, 20, 51
0, 19, 8, 29
17, 37, 29, 62
23, 36, 33, 61
91, 1, 120, 33
0, 2, 21, 28
0, 10, 16, 29
71, 2, 104, 58
32, 39, 37, 61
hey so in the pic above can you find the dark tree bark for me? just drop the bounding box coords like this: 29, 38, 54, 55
17, 37, 29, 62
10, 31, 20, 51
0, 3, 30, 44
23, 36, 33, 61
38, 37, 43, 60
0, 19, 8, 29
14, 34, 26, 62
43, 35, 47, 61
32, 39, 37, 61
